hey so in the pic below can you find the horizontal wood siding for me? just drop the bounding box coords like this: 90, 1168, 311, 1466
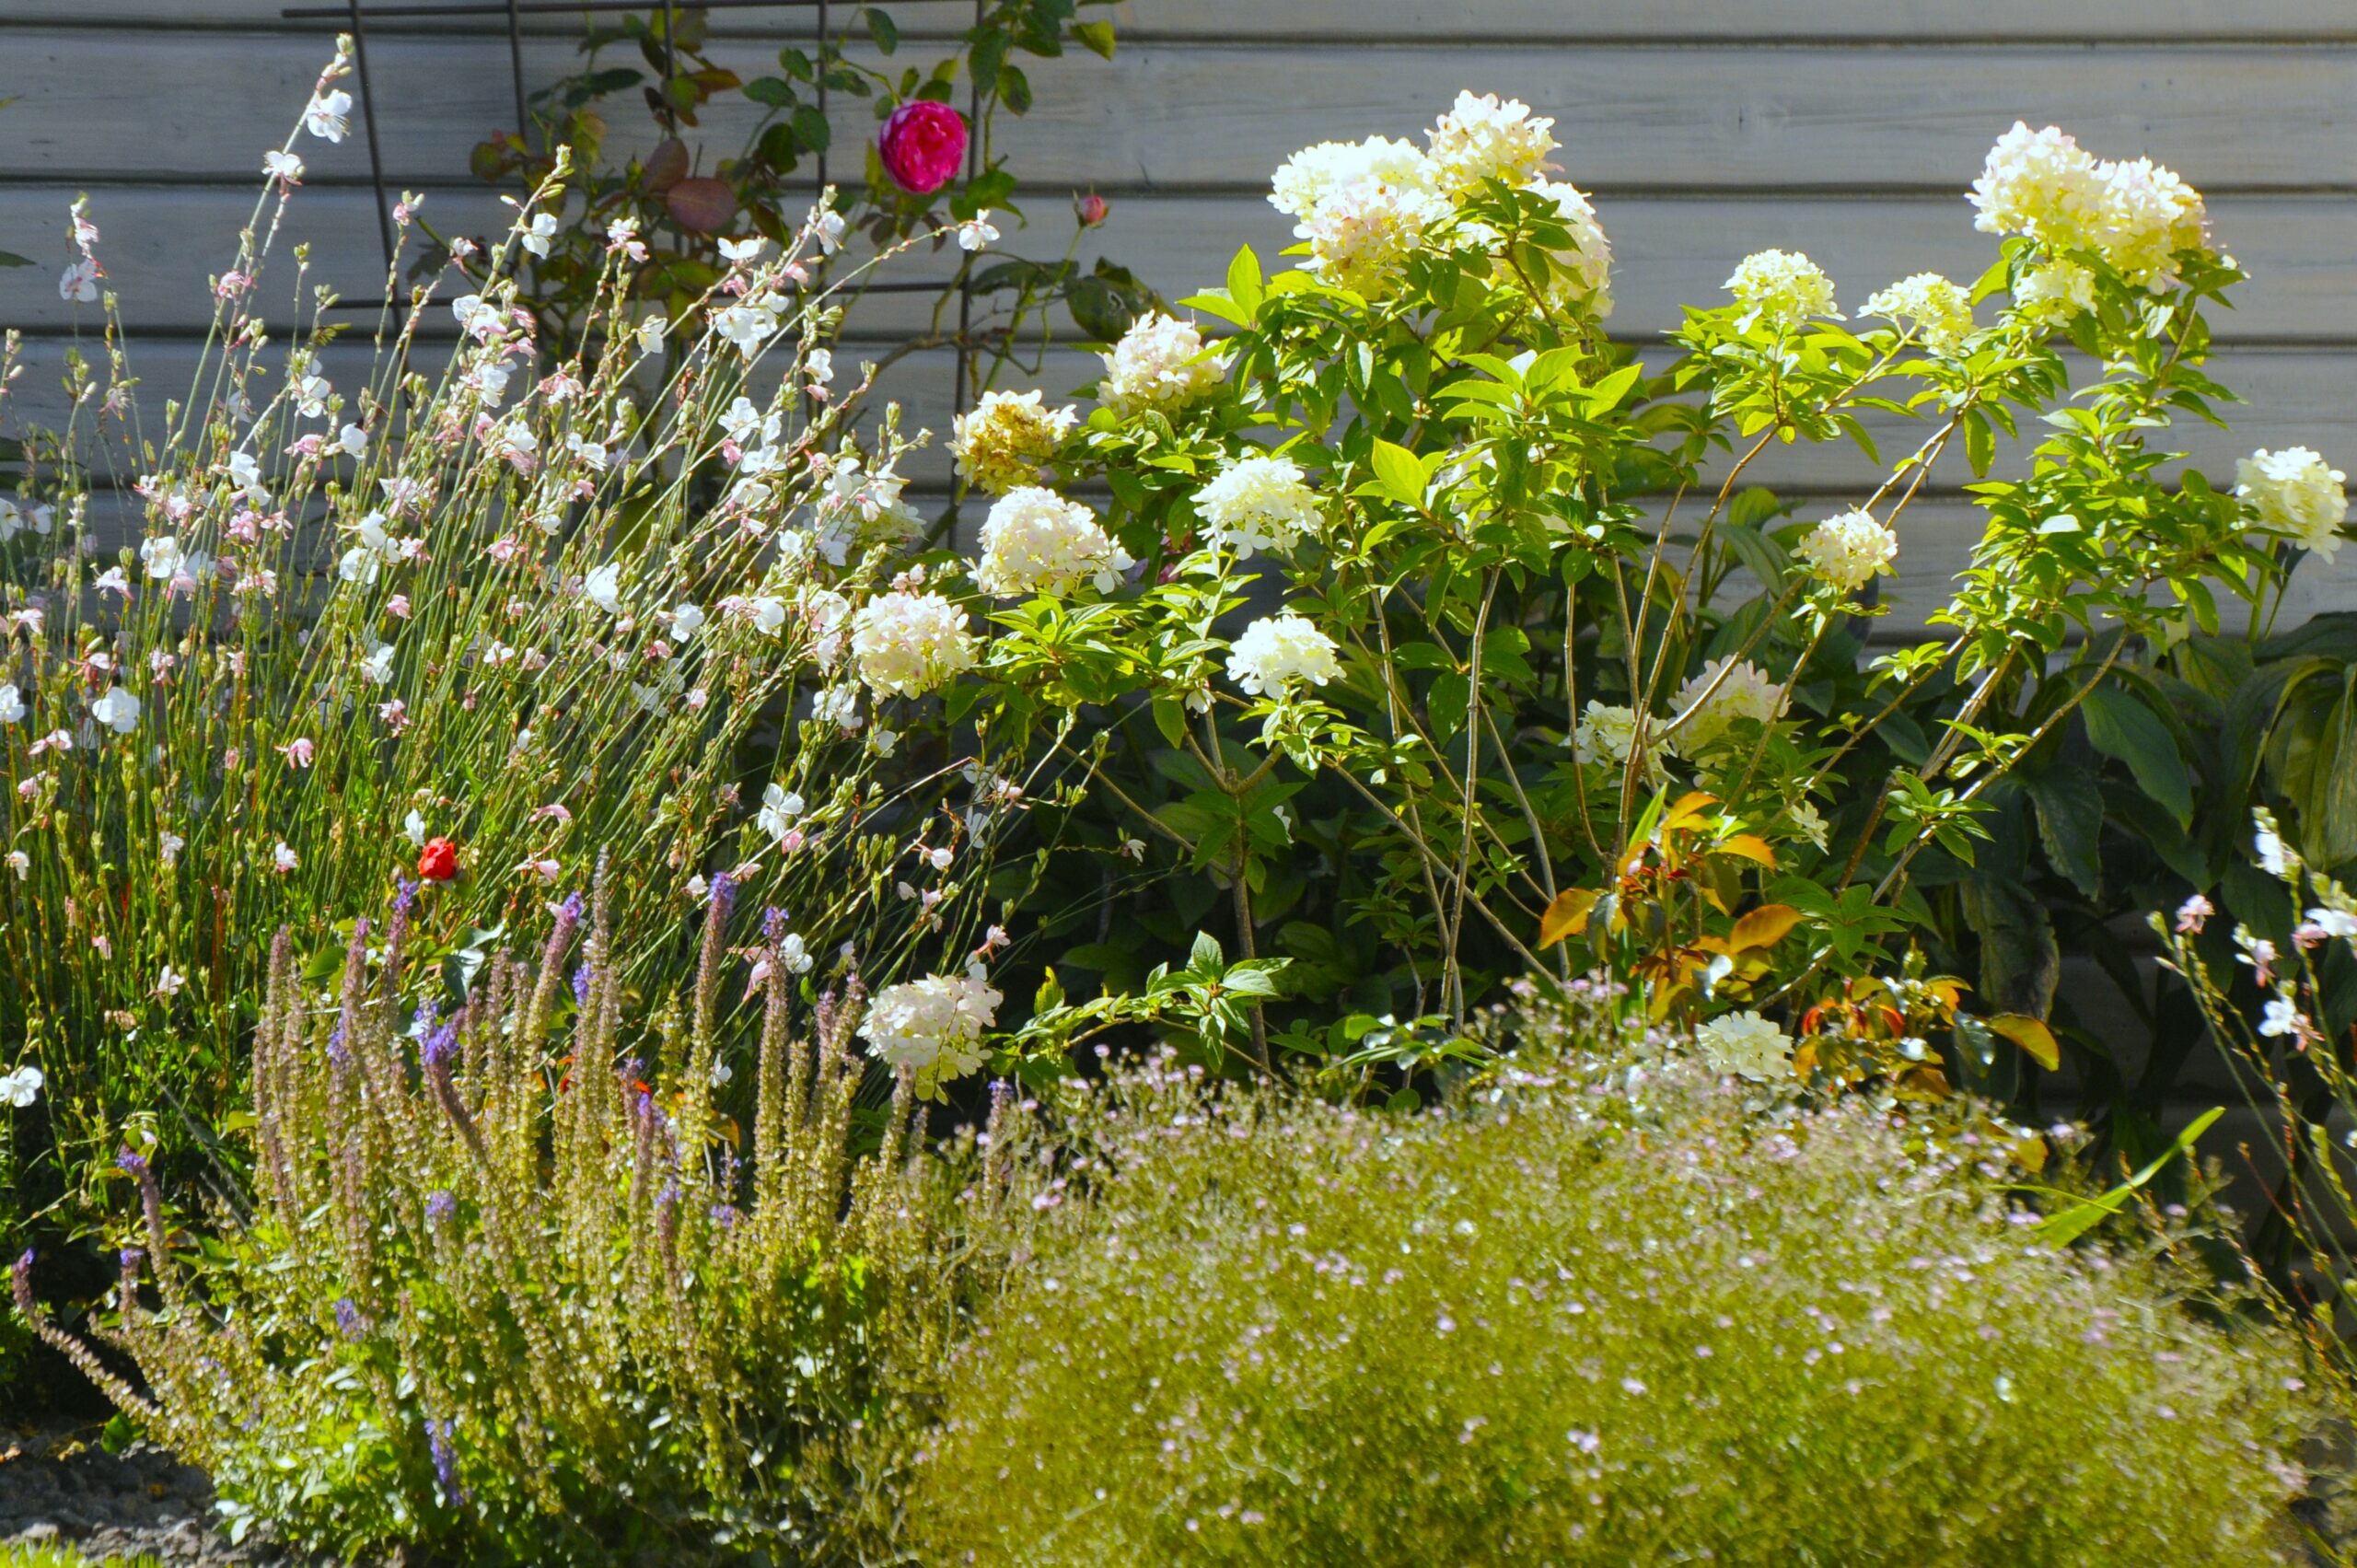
0, 4, 2351, 628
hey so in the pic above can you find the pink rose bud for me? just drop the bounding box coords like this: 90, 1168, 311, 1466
877, 100, 968, 196
1075, 192, 1109, 227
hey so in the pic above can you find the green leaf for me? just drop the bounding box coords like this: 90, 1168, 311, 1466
2035, 1108, 2222, 1246
0, 250, 31, 269
1073, 19, 1116, 59
865, 6, 899, 52
743, 75, 798, 108
1225, 245, 1264, 322
1189, 930, 1224, 970
2080, 682, 2191, 828
1716, 520, 1789, 596
2022, 764, 2103, 900
1369, 439, 1424, 508
1151, 695, 1189, 750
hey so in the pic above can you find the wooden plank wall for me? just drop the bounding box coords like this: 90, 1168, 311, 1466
1, 1, 2351, 629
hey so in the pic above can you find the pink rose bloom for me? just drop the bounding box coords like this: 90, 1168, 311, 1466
877, 100, 968, 195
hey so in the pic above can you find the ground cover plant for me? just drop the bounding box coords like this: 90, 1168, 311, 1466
914, 1005, 2322, 1565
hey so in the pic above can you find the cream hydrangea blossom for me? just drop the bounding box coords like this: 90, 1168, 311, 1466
1100, 312, 1226, 416
1527, 180, 1614, 317
1795, 508, 1900, 593
1671, 656, 1786, 751
859, 971, 1002, 1098
1861, 273, 1974, 354
1269, 135, 1450, 298
1225, 612, 1342, 697
1695, 1010, 1794, 1082
850, 589, 979, 697
1196, 453, 1323, 558
1424, 89, 1556, 194
2237, 447, 2349, 561
951, 389, 1078, 495
1572, 701, 1670, 782
975, 487, 1132, 597
2013, 260, 2097, 324
1724, 250, 1840, 331
1969, 122, 2207, 286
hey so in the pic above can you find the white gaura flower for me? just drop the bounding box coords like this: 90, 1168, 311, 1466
636, 314, 668, 357
778, 933, 815, 974
159, 828, 185, 866
273, 841, 300, 874
583, 562, 625, 613
718, 235, 766, 263
722, 395, 780, 448
1424, 90, 1556, 195
850, 590, 979, 698
1795, 508, 1900, 593
713, 293, 784, 357
757, 784, 806, 843
155, 964, 185, 1000
520, 212, 559, 258
88, 686, 141, 735
952, 389, 1077, 496
858, 972, 1002, 1098
1669, 656, 1786, 752
1225, 612, 1342, 697
1098, 311, 1226, 417
0, 1063, 41, 1109
59, 258, 100, 304
1196, 453, 1322, 560
360, 640, 395, 686
668, 602, 705, 640
976, 487, 1132, 598
2237, 447, 2348, 562
139, 534, 185, 582
1695, 1010, 1794, 1082
304, 89, 354, 144
812, 681, 863, 728
956, 210, 999, 251
264, 149, 305, 184
0, 684, 23, 725
1724, 250, 1840, 332
293, 370, 332, 419
404, 809, 428, 848
799, 587, 853, 666
810, 201, 846, 254
1861, 273, 1974, 354
337, 423, 368, 459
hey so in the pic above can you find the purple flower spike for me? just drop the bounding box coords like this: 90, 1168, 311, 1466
333, 1297, 365, 1339
764, 906, 789, 943
116, 1150, 149, 1178
572, 965, 593, 1005
393, 877, 420, 917
708, 869, 736, 916
426, 1190, 458, 1225
422, 1021, 460, 1069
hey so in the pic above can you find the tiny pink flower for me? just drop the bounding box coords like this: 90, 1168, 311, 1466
2173, 893, 2213, 935
277, 738, 315, 769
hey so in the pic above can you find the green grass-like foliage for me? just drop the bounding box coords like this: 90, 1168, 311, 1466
0, 1548, 163, 1568
917, 1014, 2317, 1564
17, 879, 951, 1564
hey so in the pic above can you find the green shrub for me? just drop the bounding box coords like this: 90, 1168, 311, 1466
17, 878, 958, 1565
916, 1014, 2319, 1564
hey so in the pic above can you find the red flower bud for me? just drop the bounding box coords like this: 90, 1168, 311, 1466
1075, 192, 1109, 227
418, 837, 459, 882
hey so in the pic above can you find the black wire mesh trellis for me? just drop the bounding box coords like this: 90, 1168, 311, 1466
278, 0, 993, 421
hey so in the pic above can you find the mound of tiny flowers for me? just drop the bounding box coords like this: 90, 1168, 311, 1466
1724, 249, 1840, 333
1796, 507, 1901, 593
1195, 453, 1323, 559
975, 487, 1132, 597
1225, 612, 1342, 697
951, 389, 1077, 495
857, 971, 1001, 1098
912, 1030, 2316, 1566
850, 587, 979, 696
1099, 311, 1226, 416
1670, 655, 1788, 751
2237, 447, 2349, 562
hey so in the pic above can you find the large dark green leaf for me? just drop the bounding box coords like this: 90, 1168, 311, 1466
2271, 667, 2357, 869
2080, 681, 2190, 828
2022, 764, 2103, 900
1958, 875, 2060, 1021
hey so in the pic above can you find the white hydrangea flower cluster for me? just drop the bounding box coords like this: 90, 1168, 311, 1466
1695, 1009, 1794, 1082
858, 971, 1003, 1098
1860, 273, 1975, 354
976, 487, 1133, 598
1225, 612, 1342, 697
1195, 453, 1323, 559
952, 389, 1078, 496
1970, 122, 2208, 287
1271, 135, 1453, 299
850, 588, 978, 697
1099, 312, 1227, 417
1795, 508, 1900, 593
1571, 700, 1670, 784
2012, 260, 2096, 324
2236, 447, 2349, 562
1724, 250, 1840, 332
1267, 93, 1610, 313
1671, 656, 1787, 752
1424, 89, 1557, 195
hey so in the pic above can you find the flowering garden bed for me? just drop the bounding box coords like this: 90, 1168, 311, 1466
5, 26, 2357, 1566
